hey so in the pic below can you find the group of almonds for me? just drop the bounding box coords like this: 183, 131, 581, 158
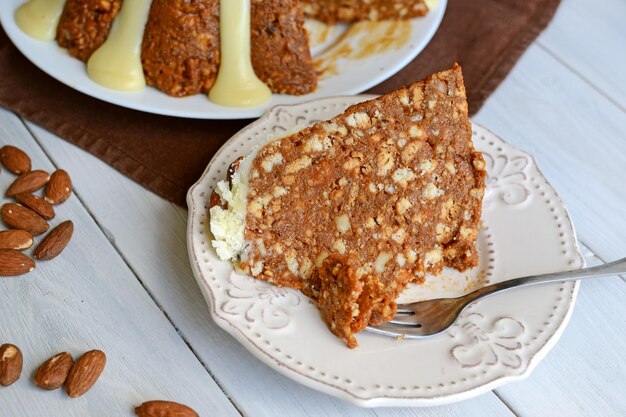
0, 343, 105, 396
0, 145, 73, 275
0, 149, 198, 415
0, 344, 197, 417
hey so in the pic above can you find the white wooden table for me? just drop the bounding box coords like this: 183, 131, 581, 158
1, 0, 625, 415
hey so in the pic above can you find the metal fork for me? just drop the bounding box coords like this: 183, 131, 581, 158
367, 256, 626, 339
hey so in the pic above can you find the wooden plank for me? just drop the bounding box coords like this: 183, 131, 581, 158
473, 44, 626, 264
474, 44, 626, 416
27, 124, 515, 416
494, 243, 626, 416
0, 109, 239, 417
538, 0, 626, 108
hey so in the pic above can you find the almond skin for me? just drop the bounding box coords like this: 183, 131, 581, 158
0, 343, 23, 386
0, 229, 33, 251
0, 250, 35, 276
6, 170, 50, 197
34, 220, 74, 261
227, 156, 243, 189
1, 203, 49, 235
45, 169, 72, 205
15, 193, 55, 220
135, 401, 199, 417
0, 145, 31, 174
65, 350, 106, 398
34, 352, 74, 390
209, 190, 224, 209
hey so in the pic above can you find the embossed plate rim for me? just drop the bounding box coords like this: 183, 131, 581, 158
187, 95, 584, 407
0, 0, 446, 120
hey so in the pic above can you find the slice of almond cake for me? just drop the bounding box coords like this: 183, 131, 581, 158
210, 65, 486, 347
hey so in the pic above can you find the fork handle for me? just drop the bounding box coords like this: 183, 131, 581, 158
465, 256, 626, 304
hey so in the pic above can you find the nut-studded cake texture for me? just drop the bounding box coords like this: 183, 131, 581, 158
141, 0, 221, 97
211, 65, 486, 347
56, 0, 123, 62
317, 254, 388, 348
250, 0, 318, 95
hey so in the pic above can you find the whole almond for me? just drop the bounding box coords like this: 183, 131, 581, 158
135, 401, 199, 417
0, 343, 23, 386
0, 145, 31, 174
45, 169, 72, 205
1, 203, 49, 235
6, 170, 50, 197
34, 220, 74, 261
65, 350, 106, 398
0, 230, 33, 251
34, 352, 74, 390
0, 250, 35, 276
15, 193, 55, 220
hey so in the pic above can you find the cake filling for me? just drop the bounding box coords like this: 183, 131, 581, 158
210, 151, 255, 261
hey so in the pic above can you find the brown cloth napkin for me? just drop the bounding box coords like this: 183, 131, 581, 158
0, 0, 560, 207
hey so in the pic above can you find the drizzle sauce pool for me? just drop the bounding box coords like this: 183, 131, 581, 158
314, 20, 412, 79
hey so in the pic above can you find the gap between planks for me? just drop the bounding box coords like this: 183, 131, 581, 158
573, 241, 626, 285
491, 391, 520, 417
536, 42, 626, 114
17, 117, 247, 417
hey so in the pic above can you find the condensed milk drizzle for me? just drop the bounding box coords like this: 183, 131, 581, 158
15, 0, 273, 105
208, 0, 271, 107
86, 0, 153, 91
15, 0, 66, 41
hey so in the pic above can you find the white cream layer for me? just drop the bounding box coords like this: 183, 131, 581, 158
209, 150, 256, 261
210, 126, 306, 261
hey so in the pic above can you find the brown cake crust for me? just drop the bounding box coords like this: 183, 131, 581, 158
251, 0, 317, 95
56, 0, 123, 62
300, 0, 428, 24
141, 0, 220, 97
317, 255, 387, 348
236, 65, 486, 333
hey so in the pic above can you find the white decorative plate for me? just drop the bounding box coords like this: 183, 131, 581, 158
187, 96, 584, 407
0, 0, 445, 120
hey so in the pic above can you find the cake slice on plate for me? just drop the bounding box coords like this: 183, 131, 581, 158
210, 64, 486, 347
